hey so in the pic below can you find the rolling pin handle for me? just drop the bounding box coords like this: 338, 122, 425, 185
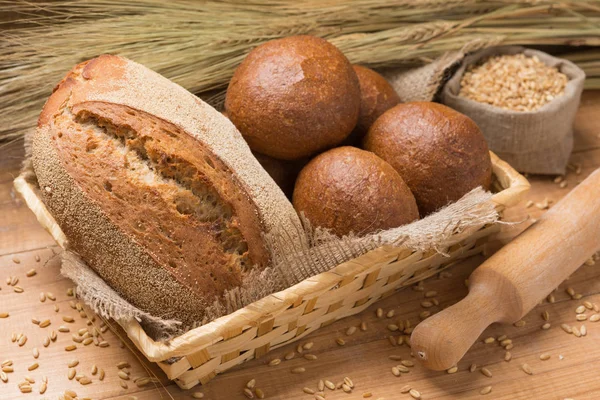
411, 287, 504, 371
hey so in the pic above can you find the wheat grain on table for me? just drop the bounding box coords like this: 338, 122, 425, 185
1, 92, 600, 399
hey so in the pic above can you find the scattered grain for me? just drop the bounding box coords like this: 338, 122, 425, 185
346, 326, 357, 336
480, 386, 492, 395
447, 366, 458, 374
521, 363, 533, 375
291, 367, 305, 374
409, 388, 421, 399
65, 345, 77, 351
539, 353, 551, 361
561, 324, 573, 334
388, 336, 397, 347
481, 367, 492, 378
505, 351, 512, 361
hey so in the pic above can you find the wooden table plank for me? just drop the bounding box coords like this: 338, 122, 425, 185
0, 91, 599, 399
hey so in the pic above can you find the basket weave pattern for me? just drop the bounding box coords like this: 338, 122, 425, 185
15, 152, 529, 389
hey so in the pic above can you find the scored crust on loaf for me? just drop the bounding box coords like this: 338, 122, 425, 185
32, 55, 302, 326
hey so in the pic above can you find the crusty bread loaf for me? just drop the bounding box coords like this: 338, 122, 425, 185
293, 146, 419, 237
32, 55, 302, 327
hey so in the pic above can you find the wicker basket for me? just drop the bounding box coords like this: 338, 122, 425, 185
14, 151, 528, 389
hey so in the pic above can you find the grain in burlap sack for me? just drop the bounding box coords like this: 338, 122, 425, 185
441, 46, 585, 175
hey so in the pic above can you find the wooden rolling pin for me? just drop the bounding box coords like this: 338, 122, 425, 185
411, 168, 600, 371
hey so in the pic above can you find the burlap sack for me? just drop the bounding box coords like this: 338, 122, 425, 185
441, 46, 586, 175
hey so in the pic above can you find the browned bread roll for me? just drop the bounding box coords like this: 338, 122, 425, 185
293, 146, 419, 237
225, 35, 360, 160
352, 65, 400, 140
252, 152, 306, 199
32, 55, 302, 327
363, 102, 492, 216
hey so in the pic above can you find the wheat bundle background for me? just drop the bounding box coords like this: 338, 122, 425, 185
1, 0, 600, 143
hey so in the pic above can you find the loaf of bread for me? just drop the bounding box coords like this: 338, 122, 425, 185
32, 55, 302, 327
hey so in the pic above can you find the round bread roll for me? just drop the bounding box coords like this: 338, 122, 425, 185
352, 65, 400, 139
363, 102, 492, 216
293, 146, 419, 237
225, 35, 360, 160
252, 151, 306, 199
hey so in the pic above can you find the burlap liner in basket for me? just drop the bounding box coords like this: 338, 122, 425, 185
15, 153, 510, 341
441, 46, 586, 175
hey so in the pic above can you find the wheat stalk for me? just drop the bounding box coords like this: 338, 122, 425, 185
1, 0, 599, 142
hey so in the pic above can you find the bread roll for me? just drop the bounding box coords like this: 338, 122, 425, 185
252, 152, 306, 199
293, 147, 419, 237
225, 35, 360, 160
32, 55, 302, 327
363, 102, 492, 216
352, 65, 400, 139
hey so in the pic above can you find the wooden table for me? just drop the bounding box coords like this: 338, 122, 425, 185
1, 92, 600, 400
